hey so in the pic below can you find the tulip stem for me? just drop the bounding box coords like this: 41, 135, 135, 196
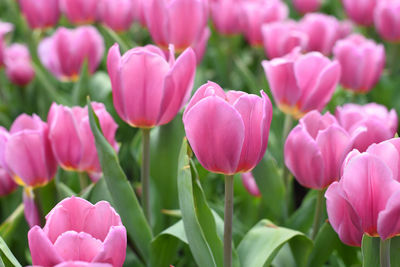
141, 128, 151, 224
380, 238, 391, 267
78, 172, 88, 191
282, 114, 293, 188
224, 174, 234, 267
311, 190, 325, 240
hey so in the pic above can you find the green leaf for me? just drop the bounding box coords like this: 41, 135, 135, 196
56, 181, 76, 199
0, 236, 21, 267
0, 205, 24, 243
391, 236, 400, 266
361, 235, 380, 267
237, 219, 312, 267
286, 190, 317, 232
87, 99, 152, 262
72, 60, 89, 106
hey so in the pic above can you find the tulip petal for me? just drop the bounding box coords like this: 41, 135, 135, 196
23, 189, 41, 228
350, 119, 394, 152
92, 226, 127, 267
378, 190, 400, 240
367, 141, 399, 182
300, 110, 337, 139
28, 226, 63, 266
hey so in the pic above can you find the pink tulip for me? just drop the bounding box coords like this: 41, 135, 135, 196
293, 0, 322, 14
19, 0, 60, 29
4, 43, 35, 86
326, 138, 400, 246
374, 0, 400, 42
335, 103, 398, 152
262, 20, 308, 59
97, 0, 134, 32
241, 172, 261, 197
0, 22, 13, 68
145, 0, 210, 60
241, 0, 288, 46
285, 111, 352, 189
132, 0, 146, 26
342, 0, 376, 26
333, 34, 385, 93
48, 102, 118, 182
183, 81, 273, 175
299, 13, 343, 55
59, 0, 97, 24
54, 262, 112, 267
0, 127, 17, 195
210, 0, 242, 35
38, 26, 104, 81
262, 49, 341, 119
28, 197, 127, 266
107, 44, 196, 128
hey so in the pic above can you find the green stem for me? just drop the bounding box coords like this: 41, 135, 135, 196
311, 190, 325, 240
380, 238, 391, 267
78, 172, 88, 192
224, 175, 234, 267
282, 114, 293, 188
141, 128, 151, 224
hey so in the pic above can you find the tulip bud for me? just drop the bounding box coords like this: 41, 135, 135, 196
98, 0, 134, 32
342, 0, 377, 26
59, 0, 97, 25
4, 43, 35, 86
0, 22, 13, 68
19, 0, 60, 29
374, 0, 400, 42
293, 0, 322, 14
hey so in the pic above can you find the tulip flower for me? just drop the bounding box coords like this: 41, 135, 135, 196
48, 102, 119, 182
59, 0, 97, 24
54, 262, 112, 267
335, 103, 398, 152
241, 0, 288, 46
293, 0, 322, 14
299, 13, 343, 55
342, 0, 376, 26
210, 0, 242, 35
19, 0, 60, 29
262, 20, 308, 59
374, 0, 400, 42
326, 138, 400, 246
28, 197, 127, 266
4, 43, 35, 86
97, 0, 134, 32
262, 49, 341, 119
0, 167, 17, 196
132, 0, 146, 26
241, 172, 261, 197
0, 21, 13, 68
333, 34, 385, 93
145, 0, 210, 61
38, 26, 104, 81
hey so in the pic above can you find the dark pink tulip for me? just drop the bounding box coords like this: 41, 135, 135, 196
38, 26, 104, 81
19, 0, 60, 29
183, 81, 273, 175
59, 0, 97, 24
335, 103, 398, 152
262, 49, 341, 119
48, 103, 118, 182
342, 0, 376, 26
28, 197, 127, 266
0, 21, 13, 68
98, 0, 134, 32
300, 13, 342, 55
4, 44, 35, 86
262, 20, 308, 59
374, 0, 400, 42
241, 172, 261, 197
210, 0, 242, 35
107, 44, 196, 128
293, 0, 322, 14
241, 0, 288, 46
333, 34, 385, 93
285, 111, 352, 189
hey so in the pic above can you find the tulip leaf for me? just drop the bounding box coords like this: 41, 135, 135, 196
361, 235, 380, 267
72, 60, 89, 106
0, 205, 24, 243
0, 236, 21, 267
390, 236, 400, 266
237, 219, 312, 267
286, 190, 318, 232
87, 99, 153, 262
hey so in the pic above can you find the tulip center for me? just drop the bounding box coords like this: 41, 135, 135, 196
279, 104, 305, 120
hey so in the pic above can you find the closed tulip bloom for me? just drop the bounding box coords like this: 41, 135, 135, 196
342, 0, 376, 26
0, 167, 17, 196
241, 172, 261, 197
262, 20, 308, 59
98, 0, 134, 32
19, 0, 60, 29
333, 34, 385, 93
28, 197, 127, 266
132, 0, 146, 26
54, 262, 112, 267
285, 111, 352, 189
336, 103, 398, 152
59, 0, 97, 24
374, 0, 400, 42
210, 0, 242, 35
0, 22, 13, 68
300, 13, 342, 55
262, 49, 341, 119
48, 103, 118, 182
293, 0, 322, 14
107, 44, 196, 128
38, 26, 104, 81
183, 81, 273, 175
241, 0, 288, 46
4, 44, 35, 86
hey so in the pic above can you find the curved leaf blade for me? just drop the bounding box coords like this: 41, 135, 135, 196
0, 236, 21, 267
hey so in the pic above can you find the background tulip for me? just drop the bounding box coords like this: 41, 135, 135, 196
0, 167, 17, 196
97, 0, 134, 32
341, 0, 376, 26
0, 21, 13, 67
19, 0, 60, 29
107, 44, 196, 128
333, 34, 385, 93
132, 0, 146, 26
374, 0, 400, 42
210, 0, 242, 35
4, 43, 35, 86
262, 49, 341, 119
59, 0, 97, 24
28, 197, 127, 267
241, 172, 261, 197
293, 0, 322, 14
